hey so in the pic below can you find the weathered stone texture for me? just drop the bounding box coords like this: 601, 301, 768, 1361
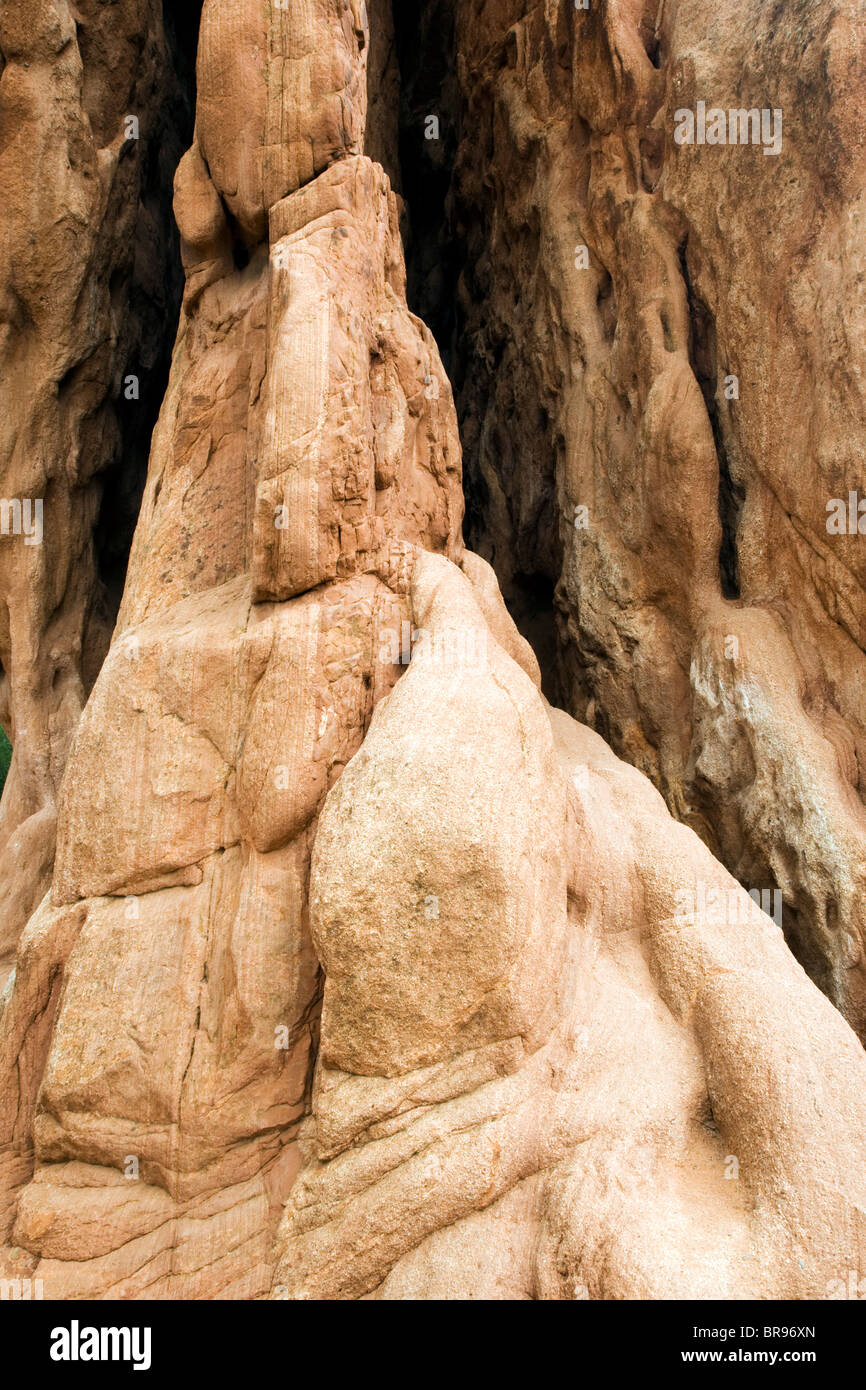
1, 0, 866, 1302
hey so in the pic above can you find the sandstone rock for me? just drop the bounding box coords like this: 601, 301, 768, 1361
271, 556, 866, 1300
0, 0, 189, 979
449, 0, 866, 1037
1, 0, 866, 1305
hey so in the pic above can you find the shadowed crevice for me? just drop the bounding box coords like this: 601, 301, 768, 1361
679, 243, 744, 601
92, 3, 203, 622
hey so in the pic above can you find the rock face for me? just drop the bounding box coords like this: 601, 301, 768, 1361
1, 0, 866, 1301
449, 0, 866, 1037
0, 0, 190, 977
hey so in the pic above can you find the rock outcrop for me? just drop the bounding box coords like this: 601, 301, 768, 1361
449, 0, 866, 1036
0, 0, 190, 977
1, 0, 866, 1302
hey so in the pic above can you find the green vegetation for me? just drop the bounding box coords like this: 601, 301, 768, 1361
0, 728, 10, 800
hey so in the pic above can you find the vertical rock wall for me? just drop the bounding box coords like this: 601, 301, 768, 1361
450, 0, 866, 1034
0, 0, 865, 1302
0, 0, 189, 976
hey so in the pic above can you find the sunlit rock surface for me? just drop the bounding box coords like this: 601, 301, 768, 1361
1, 0, 865, 1301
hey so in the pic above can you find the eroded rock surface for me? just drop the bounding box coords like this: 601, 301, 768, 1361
0, 0, 190, 976
449, 0, 866, 1036
1, 0, 865, 1302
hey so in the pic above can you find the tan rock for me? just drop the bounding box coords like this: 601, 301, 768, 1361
2, 0, 866, 1305
0, 0, 188, 977
270, 555, 866, 1300
449, 0, 866, 1034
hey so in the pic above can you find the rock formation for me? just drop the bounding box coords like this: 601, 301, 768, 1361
0, 0, 190, 976
450, 0, 866, 1036
1, 0, 866, 1301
